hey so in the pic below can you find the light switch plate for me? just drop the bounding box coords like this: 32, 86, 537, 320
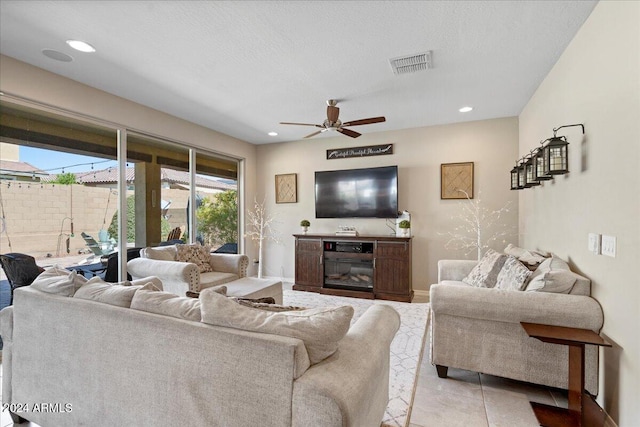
588, 233, 601, 254
602, 235, 616, 257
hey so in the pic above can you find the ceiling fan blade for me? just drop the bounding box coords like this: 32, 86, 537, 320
337, 127, 361, 138
280, 122, 323, 127
327, 105, 340, 123
342, 116, 386, 127
304, 130, 325, 138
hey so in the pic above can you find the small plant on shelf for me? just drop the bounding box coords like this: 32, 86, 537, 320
399, 220, 411, 236
300, 219, 310, 234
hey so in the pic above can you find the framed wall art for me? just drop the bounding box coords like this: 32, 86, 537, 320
275, 173, 297, 203
441, 162, 474, 199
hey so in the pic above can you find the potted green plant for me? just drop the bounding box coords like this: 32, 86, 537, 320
300, 219, 311, 234
399, 220, 411, 236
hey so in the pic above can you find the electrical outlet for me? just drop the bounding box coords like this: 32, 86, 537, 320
588, 233, 601, 255
602, 235, 616, 258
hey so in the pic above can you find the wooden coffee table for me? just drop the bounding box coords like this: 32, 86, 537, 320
521, 322, 611, 427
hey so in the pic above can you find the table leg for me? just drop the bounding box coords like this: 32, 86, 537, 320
568, 344, 585, 424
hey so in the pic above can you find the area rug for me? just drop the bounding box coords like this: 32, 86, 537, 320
283, 290, 430, 427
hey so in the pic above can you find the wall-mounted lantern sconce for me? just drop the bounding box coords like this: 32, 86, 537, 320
543, 123, 585, 176
511, 123, 584, 189
536, 141, 553, 181
510, 162, 520, 190
525, 150, 541, 187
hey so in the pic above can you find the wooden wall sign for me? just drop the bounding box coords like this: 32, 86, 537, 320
326, 144, 393, 160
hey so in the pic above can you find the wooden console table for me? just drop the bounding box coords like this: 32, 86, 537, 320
521, 322, 611, 427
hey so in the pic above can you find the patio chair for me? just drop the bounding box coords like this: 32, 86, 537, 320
81, 232, 115, 256
103, 247, 143, 282
166, 226, 182, 241
0, 253, 45, 304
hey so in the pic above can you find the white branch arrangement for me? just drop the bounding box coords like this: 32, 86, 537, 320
244, 197, 279, 278
443, 190, 513, 260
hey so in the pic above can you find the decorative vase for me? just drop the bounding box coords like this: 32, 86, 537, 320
302, 226, 309, 234
401, 228, 410, 237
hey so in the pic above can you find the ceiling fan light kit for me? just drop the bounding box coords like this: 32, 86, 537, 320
280, 99, 385, 139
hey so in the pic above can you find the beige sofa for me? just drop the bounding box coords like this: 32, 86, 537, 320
1, 285, 400, 427
127, 244, 249, 296
430, 259, 604, 394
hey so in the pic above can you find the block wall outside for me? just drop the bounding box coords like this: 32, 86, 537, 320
0, 181, 190, 259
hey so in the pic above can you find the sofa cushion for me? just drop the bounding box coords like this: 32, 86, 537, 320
30, 266, 87, 296
495, 256, 532, 291
200, 271, 238, 287
131, 289, 202, 321
176, 244, 214, 273
74, 278, 159, 307
200, 288, 353, 364
141, 245, 176, 261
462, 249, 506, 288
525, 255, 577, 293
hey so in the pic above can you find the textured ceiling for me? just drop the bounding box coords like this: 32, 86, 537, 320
0, 1, 597, 145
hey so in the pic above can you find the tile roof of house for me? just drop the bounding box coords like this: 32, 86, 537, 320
0, 160, 47, 176
44, 166, 235, 191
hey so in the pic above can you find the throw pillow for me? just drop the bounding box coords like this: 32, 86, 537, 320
185, 285, 227, 298
462, 249, 507, 288
176, 244, 214, 273
131, 289, 201, 322
525, 255, 577, 293
141, 246, 175, 261
30, 266, 87, 297
495, 256, 532, 291
503, 244, 547, 269
200, 289, 353, 365
233, 298, 307, 312
74, 279, 159, 308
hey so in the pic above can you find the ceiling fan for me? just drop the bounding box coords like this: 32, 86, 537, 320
280, 100, 385, 139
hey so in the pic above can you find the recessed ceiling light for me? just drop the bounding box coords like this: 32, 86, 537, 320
459, 106, 473, 113
66, 40, 96, 53
268, 131, 278, 136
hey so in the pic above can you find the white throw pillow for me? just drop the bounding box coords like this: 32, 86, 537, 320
495, 256, 532, 291
131, 289, 201, 322
141, 246, 176, 261
462, 249, 507, 288
200, 288, 354, 365
74, 279, 159, 307
525, 255, 577, 293
30, 266, 87, 297
503, 244, 547, 266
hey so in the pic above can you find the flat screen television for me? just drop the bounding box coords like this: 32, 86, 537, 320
315, 166, 398, 218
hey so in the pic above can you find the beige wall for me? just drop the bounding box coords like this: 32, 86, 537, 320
0, 56, 258, 260
519, 2, 639, 424
256, 117, 519, 289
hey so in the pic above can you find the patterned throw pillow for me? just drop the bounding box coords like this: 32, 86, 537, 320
176, 244, 213, 273
233, 298, 307, 312
462, 249, 507, 288
495, 256, 532, 291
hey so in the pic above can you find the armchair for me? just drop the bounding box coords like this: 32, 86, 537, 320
127, 244, 248, 296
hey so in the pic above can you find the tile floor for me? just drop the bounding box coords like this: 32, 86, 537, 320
0, 288, 564, 427
408, 291, 564, 427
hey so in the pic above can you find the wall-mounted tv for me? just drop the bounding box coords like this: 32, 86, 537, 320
315, 166, 398, 218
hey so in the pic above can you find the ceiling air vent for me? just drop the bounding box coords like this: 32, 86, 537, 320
389, 51, 432, 75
